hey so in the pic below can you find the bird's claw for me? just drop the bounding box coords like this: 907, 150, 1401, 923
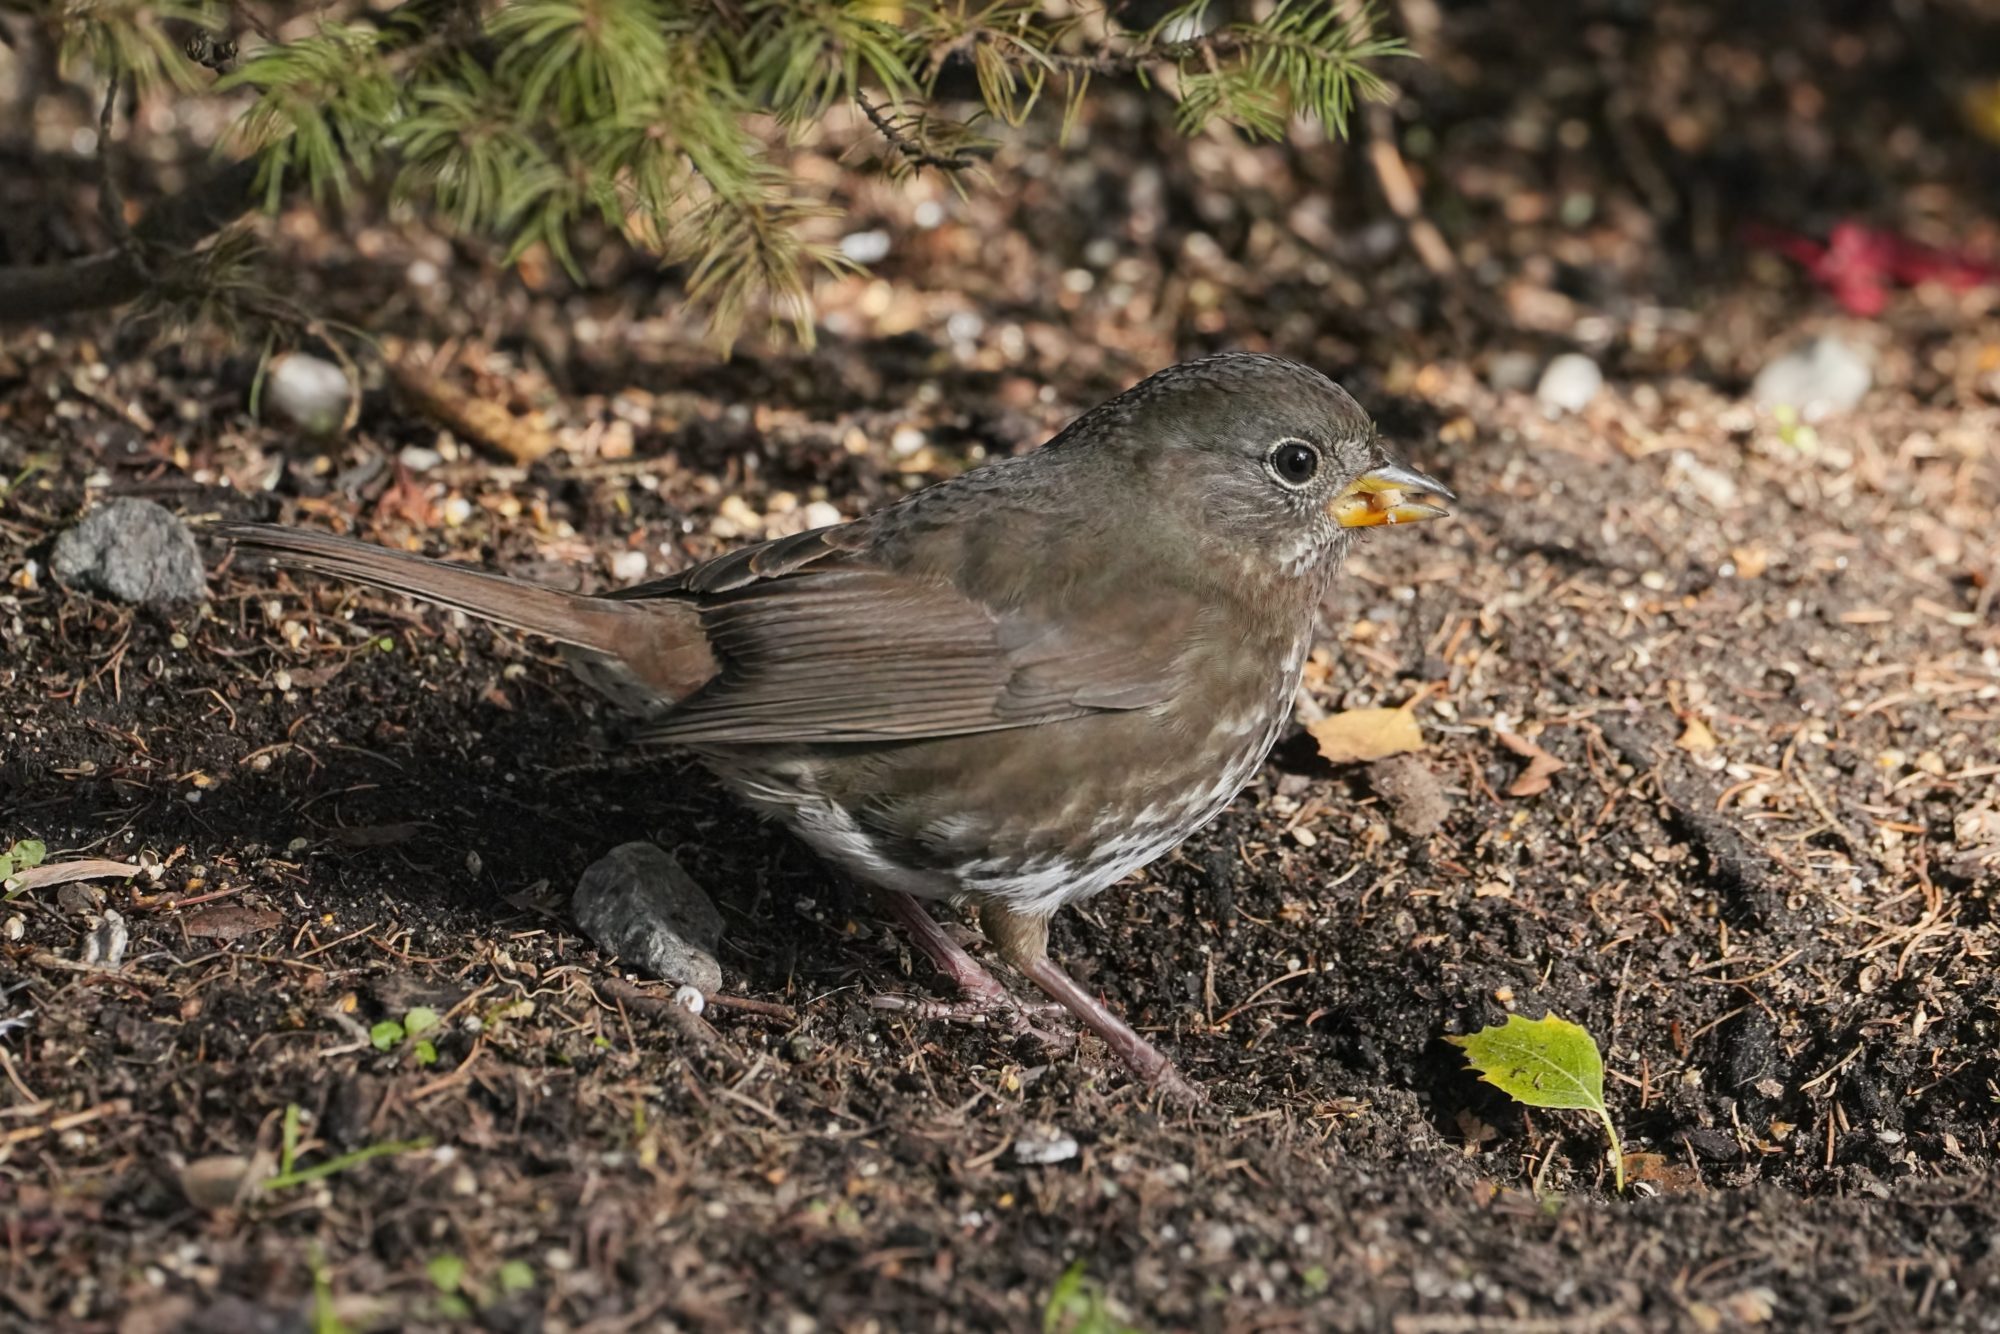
869, 992, 1076, 1051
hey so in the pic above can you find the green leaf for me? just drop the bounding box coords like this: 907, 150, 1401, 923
498, 1260, 536, 1293
1450, 1012, 1604, 1110
1448, 1012, 1626, 1192
370, 1020, 406, 1052
309, 1247, 351, 1334
403, 1006, 440, 1036
280, 1103, 303, 1177
1042, 1260, 1142, 1334
263, 1135, 433, 1191
427, 1253, 466, 1293
10, 840, 47, 869
54, 0, 220, 94
413, 1039, 439, 1067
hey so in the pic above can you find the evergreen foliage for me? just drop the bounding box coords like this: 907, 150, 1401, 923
16, 0, 1405, 344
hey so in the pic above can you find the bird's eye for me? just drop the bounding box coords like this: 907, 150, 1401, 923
1268, 440, 1320, 487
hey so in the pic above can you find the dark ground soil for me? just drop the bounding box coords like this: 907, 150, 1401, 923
5, 2, 2000, 1331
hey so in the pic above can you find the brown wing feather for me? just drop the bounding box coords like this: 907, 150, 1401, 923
642, 568, 1177, 745
611, 522, 865, 600
613, 519, 1184, 746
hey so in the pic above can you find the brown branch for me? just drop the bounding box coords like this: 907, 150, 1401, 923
0, 155, 261, 325
94, 75, 147, 282
1036, 29, 1253, 76
854, 93, 980, 174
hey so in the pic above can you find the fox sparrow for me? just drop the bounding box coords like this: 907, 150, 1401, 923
222, 353, 1451, 1096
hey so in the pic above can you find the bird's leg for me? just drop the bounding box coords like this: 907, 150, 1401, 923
868, 889, 1071, 1045
978, 902, 1199, 1103
874, 888, 1012, 1005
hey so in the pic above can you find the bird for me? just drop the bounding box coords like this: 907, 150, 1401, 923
220, 353, 1452, 1097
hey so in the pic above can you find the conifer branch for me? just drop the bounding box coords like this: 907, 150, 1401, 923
8, 0, 1408, 341
855, 92, 984, 175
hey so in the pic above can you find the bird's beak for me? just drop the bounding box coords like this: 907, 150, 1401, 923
1330, 461, 1455, 528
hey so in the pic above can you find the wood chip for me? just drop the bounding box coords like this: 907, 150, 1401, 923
1494, 728, 1566, 797
182, 906, 285, 942
387, 345, 557, 465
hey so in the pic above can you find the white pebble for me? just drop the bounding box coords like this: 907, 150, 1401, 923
609, 549, 649, 582
802, 501, 842, 529
1012, 1131, 1079, 1165
1535, 353, 1603, 415
673, 985, 706, 1015
1751, 335, 1871, 421
839, 230, 892, 265
264, 353, 352, 436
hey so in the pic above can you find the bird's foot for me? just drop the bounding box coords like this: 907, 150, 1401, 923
871, 888, 1075, 1051
868, 990, 1076, 1050
1009, 946, 1204, 1106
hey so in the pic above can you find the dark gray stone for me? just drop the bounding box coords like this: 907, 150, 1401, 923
573, 842, 724, 994
51, 498, 206, 605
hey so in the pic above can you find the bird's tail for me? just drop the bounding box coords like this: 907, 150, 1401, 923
217, 522, 716, 704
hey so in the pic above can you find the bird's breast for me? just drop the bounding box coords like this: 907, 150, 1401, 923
708, 613, 1315, 916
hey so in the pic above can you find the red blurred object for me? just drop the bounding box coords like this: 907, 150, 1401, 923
1743, 221, 2000, 316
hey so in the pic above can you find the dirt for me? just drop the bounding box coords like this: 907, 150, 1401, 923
5, 2, 2000, 1331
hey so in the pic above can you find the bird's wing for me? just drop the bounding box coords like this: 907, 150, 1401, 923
610, 522, 869, 598
615, 524, 1185, 746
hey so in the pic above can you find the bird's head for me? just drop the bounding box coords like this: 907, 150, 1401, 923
1065, 353, 1453, 577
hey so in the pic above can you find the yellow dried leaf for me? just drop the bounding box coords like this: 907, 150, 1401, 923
1677, 717, 1719, 752
1309, 707, 1424, 764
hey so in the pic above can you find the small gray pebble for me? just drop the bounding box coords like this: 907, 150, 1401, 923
1012, 1129, 1079, 1165
51, 498, 206, 606
1535, 353, 1603, 415
1751, 335, 1871, 421
82, 908, 129, 968
179, 1154, 267, 1210
1486, 350, 1542, 394
573, 842, 724, 993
